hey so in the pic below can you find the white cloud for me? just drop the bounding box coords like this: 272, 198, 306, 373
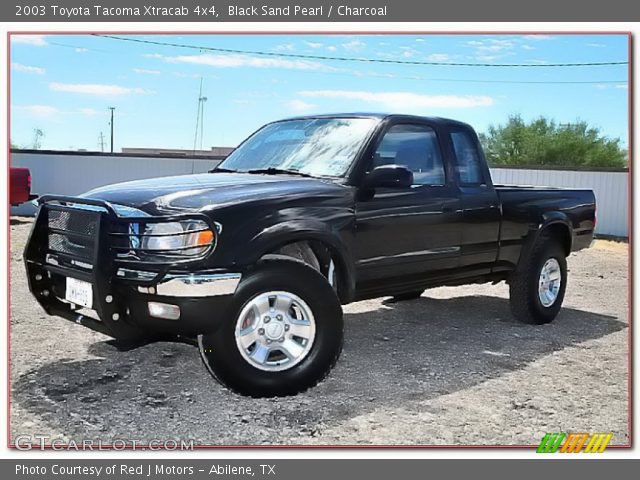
415, 38, 426, 43
75, 48, 89, 53
158, 53, 332, 72
274, 43, 295, 52
426, 53, 450, 62
133, 68, 161, 75
49, 82, 150, 96
468, 39, 515, 53
11, 62, 45, 75
14, 105, 58, 117
173, 71, 200, 79
298, 90, 494, 109
11, 34, 47, 46
587, 43, 607, 48
475, 55, 499, 62
341, 39, 366, 51
286, 99, 317, 112
594, 83, 628, 91
521, 45, 535, 50
522, 35, 555, 41
304, 41, 324, 49
327, 45, 337, 52
14, 105, 98, 117
464, 38, 518, 62
398, 47, 419, 59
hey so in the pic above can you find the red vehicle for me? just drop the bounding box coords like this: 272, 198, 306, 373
10, 167, 37, 206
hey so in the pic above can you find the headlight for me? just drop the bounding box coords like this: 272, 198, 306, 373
130, 220, 218, 257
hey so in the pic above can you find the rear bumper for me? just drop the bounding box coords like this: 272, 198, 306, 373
573, 229, 595, 252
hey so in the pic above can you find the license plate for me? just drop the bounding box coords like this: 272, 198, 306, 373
65, 277, 93, 309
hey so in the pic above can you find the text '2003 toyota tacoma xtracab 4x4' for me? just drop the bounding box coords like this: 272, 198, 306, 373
24, 114, 596, 397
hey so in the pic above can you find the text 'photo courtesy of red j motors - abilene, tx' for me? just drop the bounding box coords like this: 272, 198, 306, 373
8, 30, 631, 450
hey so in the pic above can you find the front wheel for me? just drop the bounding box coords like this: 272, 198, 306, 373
198, 260, 343, 397
509, 235, 568, 324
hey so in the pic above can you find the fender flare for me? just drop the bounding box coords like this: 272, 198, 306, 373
241, 221, 356, 303
517, 212, 573, 270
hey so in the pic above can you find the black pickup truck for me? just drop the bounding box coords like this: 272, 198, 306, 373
24, 114, 596, 397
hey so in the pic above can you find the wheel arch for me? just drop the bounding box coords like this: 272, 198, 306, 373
539, 210, 573, 256
515, 214, 573, 273
244, 223, 356, 303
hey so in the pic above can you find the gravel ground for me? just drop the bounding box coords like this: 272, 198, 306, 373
9, 217, 629, 446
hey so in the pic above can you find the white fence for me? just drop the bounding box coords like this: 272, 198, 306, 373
10, 151, 218, 216
10, 151, 628, 237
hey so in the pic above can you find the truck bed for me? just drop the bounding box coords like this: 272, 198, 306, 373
496, 184, 596, 264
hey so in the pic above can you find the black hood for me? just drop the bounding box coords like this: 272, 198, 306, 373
82, 172, 349, 214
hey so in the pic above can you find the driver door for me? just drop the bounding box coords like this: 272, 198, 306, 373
354, 122, 462, 282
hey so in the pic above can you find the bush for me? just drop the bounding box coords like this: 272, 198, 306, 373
479, 115, 627, 168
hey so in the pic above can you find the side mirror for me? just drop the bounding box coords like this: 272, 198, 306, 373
363, 165, 413, 189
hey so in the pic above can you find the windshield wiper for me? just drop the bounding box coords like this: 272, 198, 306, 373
246, 167, 313, 178
209, 166, 237, 173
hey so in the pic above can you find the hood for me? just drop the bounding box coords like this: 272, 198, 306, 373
82, 172, 348, 214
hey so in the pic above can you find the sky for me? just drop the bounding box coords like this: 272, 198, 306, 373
9, 33, 629, 152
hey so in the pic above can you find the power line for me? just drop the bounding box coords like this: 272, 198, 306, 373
320, 69, 627, 85
92, 34, 628, 68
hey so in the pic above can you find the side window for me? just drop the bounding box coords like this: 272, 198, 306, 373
373, 124, 445, 186
450, 131, 484, 185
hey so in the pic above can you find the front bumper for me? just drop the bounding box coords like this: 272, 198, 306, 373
24, 196, 241, 339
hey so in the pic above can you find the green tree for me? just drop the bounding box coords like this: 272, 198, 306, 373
479, 115, 627, 168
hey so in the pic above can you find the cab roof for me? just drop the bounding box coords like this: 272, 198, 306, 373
278, 113, 473, 130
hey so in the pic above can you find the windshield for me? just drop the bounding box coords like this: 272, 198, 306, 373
217, 117, 378, 177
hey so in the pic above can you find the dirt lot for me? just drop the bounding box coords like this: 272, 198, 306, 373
10, 217, 630, 446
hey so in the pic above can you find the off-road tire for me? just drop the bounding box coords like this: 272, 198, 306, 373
198, 259, 343, 397
509, 233, 568, 324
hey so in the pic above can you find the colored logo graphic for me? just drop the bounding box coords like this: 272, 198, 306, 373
537, 433, 613, 453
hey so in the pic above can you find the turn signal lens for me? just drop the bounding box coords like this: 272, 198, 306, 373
194, 229, 214, 246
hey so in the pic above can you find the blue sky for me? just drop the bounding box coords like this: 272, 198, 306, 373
10, 33, 629, 151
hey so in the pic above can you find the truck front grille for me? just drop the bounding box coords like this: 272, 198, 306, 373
46, 208, 100, 263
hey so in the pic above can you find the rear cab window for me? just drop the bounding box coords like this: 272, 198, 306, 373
450, 130, 485, 185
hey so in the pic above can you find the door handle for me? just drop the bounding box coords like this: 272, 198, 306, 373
441, 205, 462, 214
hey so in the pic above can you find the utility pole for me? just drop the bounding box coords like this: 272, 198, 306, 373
108, 107, 115, 153
98, 132, 105, 152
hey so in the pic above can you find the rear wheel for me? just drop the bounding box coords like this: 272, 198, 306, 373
509, 234, 567, 324
198, 260, 343, 397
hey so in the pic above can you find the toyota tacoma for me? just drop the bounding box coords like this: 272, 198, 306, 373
24, 114, 596, 397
